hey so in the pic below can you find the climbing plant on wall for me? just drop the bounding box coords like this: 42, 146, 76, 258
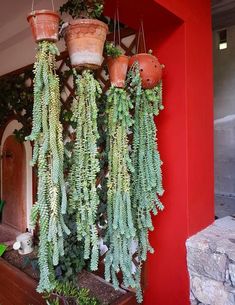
0, 70, 33, 141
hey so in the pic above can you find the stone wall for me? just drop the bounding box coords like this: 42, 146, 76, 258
186, 216, 235, 305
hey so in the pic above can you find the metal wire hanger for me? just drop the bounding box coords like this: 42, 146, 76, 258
31, 0, 55, 11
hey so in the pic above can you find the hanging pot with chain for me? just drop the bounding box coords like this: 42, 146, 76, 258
64, 19, 108, 70
129, 21, 163, 89
27, 0, 59, 43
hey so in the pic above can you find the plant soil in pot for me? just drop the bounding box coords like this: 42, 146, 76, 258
129, 53, 162, 89
65, 19, 108, 70
27, 10, 60, 43
107, 55, 129, 88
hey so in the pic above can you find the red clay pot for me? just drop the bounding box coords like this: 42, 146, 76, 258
107, 55, 129, 88
129, 53, 162, 89
65, 19, 108, 70
27, 10, 60, 43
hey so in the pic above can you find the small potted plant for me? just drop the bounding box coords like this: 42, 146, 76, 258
105, 42, 129, 88
60, 0, 108, 69
129, 49, 163, 89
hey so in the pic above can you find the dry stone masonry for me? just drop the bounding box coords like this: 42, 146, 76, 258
186, 216, 235, 305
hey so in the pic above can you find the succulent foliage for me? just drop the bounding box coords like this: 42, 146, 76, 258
44, 282, 100, 305
27, 41, 70, 292
128, 63, 164, 302
105, 86, 136, 290
68, 69, 101, 271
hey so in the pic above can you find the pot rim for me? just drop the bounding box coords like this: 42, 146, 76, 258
107, 54, 129, 61
27, 10, 60, 22
131, 53, 157, 58
68, 18, 108, 31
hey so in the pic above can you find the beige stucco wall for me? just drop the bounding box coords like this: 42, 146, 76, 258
0, 0, 66, 76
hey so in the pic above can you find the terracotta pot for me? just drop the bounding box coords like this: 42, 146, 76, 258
65, 19, 108, 70
107, 55, 129, 88
27, 10, 60, 43
129, 53, 162, 89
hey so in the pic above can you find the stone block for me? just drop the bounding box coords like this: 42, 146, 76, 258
229, 264, 235, 287
187, 246, 227, 281
191, 276, 235, 305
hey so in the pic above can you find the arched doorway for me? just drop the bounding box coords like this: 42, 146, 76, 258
0, 120, 33, 234
2, 135, 26, 231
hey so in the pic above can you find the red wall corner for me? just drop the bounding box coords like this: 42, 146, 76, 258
105, 0, 214, 304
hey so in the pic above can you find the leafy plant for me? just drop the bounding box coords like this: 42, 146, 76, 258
60, 0, 104, 19
27, 41, 70, 293
127, 63, 164, 302
0, 69, 33, 142
104, 86, 136, 290
105, 42, 122, 58
56, 212, 85, 283
0, 200, 5, 222
67, 69, 101, 271
44, 282, 100, 305
22, 255, 39, 271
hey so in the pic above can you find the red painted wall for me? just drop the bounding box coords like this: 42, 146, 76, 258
105, 1, 214, 304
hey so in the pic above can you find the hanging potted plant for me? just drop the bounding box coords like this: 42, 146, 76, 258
60, 0, 108, 69
129, 50, 163, 89
26, 4, 70, 293
104, 69, 136, 298
27, 1, 60, 43
129, 22, 163, 89
105, 42, 129, 88
121, 62, 164, 302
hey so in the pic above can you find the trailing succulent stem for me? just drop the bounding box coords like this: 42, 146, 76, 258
68, 69, 101, 271
128, 63, 164, 302
27, 41, 70, 292
105, 86, 136, 290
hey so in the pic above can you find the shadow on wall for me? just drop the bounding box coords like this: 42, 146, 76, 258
214, 114, 235, 217
214, 115, 235, 196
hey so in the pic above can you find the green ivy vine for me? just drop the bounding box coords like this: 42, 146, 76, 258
28, 41, 70, 292
0, 69, 33, 142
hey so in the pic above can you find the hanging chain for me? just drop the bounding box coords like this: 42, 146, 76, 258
31, 0, 55, 11
113, 11, 116, 45
137, 20, 147, 53
117, 8, 121, 46
113, 7, 121, 46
